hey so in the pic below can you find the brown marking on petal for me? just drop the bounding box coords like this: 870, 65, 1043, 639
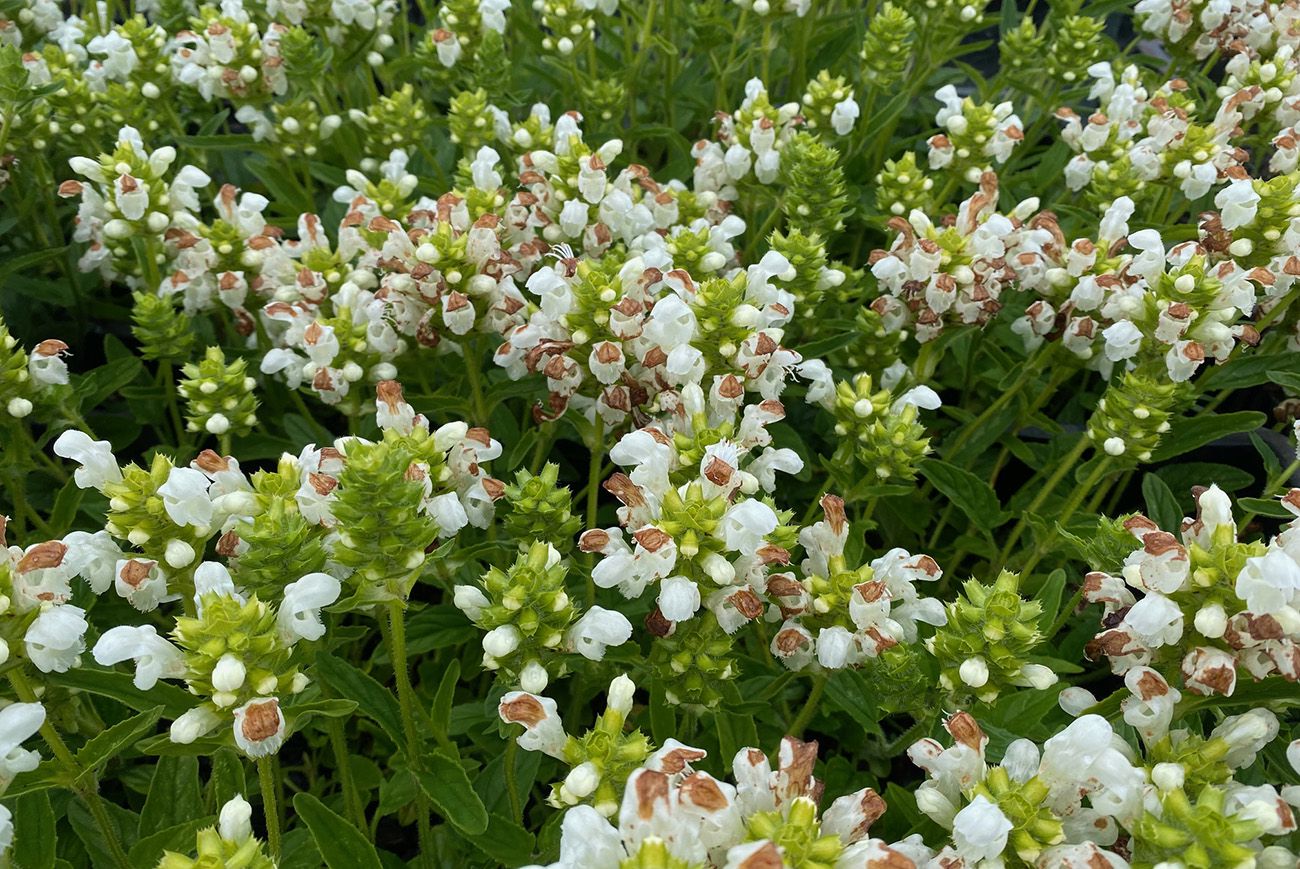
757, 545, 791, 566
118, 559, 154, 588
579, 529, 610, 552
481, 477, 506, 500
633, 527, 672, 552
240, 699, 281, 741
703, 456, 734, 487
33, 339, 69, 357
376, 380, 406, 411
634, 771, 670, 819
855, 579, 889, 604
193, 449, 231, 474
641, 346, 669, 368
866, 847, 916, 869
18, 541, 68, 573
766, 575, 804, 598
603, 472, 645, 508
945, 711, 985, 751
754, 332, 778, 356
717, 374, 745, 399
1134, 670, 1169, 700
842, 788, 888, 841
820, 494, 846, 535
644, 608, 673, 637
216, 530, 242, 557
728, 588, 764, 620
1122, 514, 1160, 537
774, 627, 810, 655
655, 745, 707, 775
779, 737, 819, 796
58, 180, 84, 197
308, 472, 338, 496
1143, 531, 1185, 558
735, 841, 783, 868
679, 772, 729, 810
1244, 613, 1284, 640
499, 694, 548, 727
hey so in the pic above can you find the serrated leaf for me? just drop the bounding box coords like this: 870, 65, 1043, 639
1141, 473, 1181, 531
463, 812, 536, 866
313, 654, 405, 753
11, 792, 57, 869
919, 459, 1003, 531
414, 752, 489, 835
1150, 411, 1266, 462
75, 707, 163, 779
47, 667, 193, 717
293, 793, 383, 869
139, 755, 203, 836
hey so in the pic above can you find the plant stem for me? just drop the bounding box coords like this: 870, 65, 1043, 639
256, 756, 282, 860
995, 435, 1091, 572
584, 415, 606, 605
504, 735, 523, 823
327, 718, 368, 832
386, 600, 435, 864
7, 669, 132, 869
788, 674, 827, 737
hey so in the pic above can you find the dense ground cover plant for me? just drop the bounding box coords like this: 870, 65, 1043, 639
1, 0, 1300, 865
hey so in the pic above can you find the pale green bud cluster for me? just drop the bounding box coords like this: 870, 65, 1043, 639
157, 826, 276, 869
1000, 17, 1047, 82
538, 0, 597, 56
502, 464, 583, 553
580, 76, 627, 127
173, 592, 301, 710
800, 70, 854, 136
1087, 367, 1182, 465
927, 571, 1053, 704
664, 226, 731, 277
1129, 785, 1265, 869
179, 346, 259, 438
874, 151, 934, 217
231, 464, 329, 596
829, 375, 931, 483
104, 454, 212, 565
649, 610, 738, 709
769, 228, 830, 309
552, 679, 652, 814
745, 796, 844, 869
132, 291, 196, 363
448, 88, 498, 149
969, 766, 1065, 864
779, 133, 849, 239
466, 541, 577, 686
618, 839, 701, 869
331, 429, 442, 605
350, 84, 431, 154
859, 3, 915, 90
1047, 15, 1108, 85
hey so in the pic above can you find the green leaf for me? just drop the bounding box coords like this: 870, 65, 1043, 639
285, 698, 359, 734
73, 355, 145, 409
463, 812, 536, 866
292, 793, 383, 869
139, 755, 204, 836
1150, 411, 1266, 462
430, 658, 460, 742
919, 459, 1004, 531
1033, 569, 1067, 636
376, 768, 420, 818
1237, 497, 1294, 519
313, 654, 405, 753
47, 667, 193, 717
414, 751, 490, 835
47, 478, 85, 534
824, 670, 883, 738
128, 817, 214, 866
75, 706, 163, 778
11, 792, 57, 869
1141, 473, 1181, 531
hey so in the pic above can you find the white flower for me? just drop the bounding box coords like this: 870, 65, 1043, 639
93, 625, 186, 690
218, 795, 253, 843
24, 605, 88, 673
1236, 547, 1300, 614
568, 606, 633, 660
499, 692, 567, 759
1102, 319, 1143, 362
658, 577, 701, 622
951, 795, 1012, 863
158, 466, 214, 529
113, 558, 170, 612
719, 499, 777, 554
232, 698, 286, 757
831, 98, 859, 136
53, 430, 122, 490
278, 572, 341, 643
0, 702, 46, 784
170, 707, 221, 744
1215, 178, 1260, 230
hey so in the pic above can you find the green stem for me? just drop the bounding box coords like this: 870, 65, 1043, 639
1017, 456, 1115, 579
464, 339, 490, 426
8, 670, 132, 869
327, 718, 368, 832
584, 415, 606, 605
995, 435, 1092, 571
257, 756, 282, 861
385, 600, 434, 864
504, 736, 523, 823
788, 674, 827, 737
